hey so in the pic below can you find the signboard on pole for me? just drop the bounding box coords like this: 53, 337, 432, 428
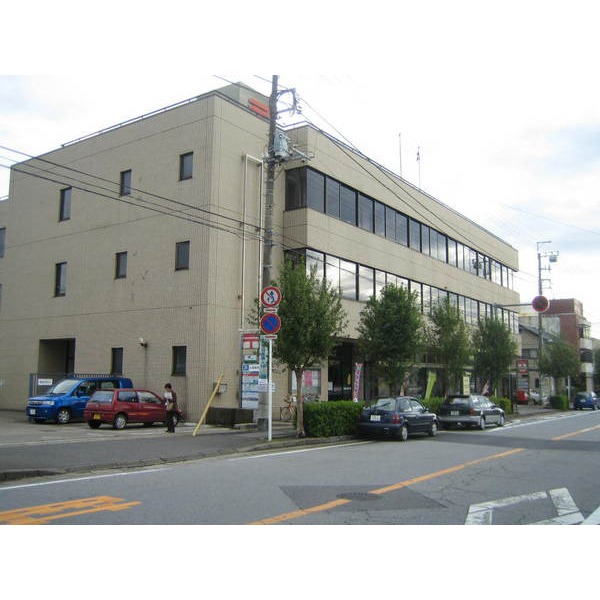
261, 286, 282, 309
260, 312, 281, 336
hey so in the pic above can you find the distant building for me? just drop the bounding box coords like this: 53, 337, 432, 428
519, 298, 594, 396
0, 83, 520, 420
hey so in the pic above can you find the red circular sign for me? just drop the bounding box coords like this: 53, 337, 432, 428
532, 295, 549, 313
261, 286, 281, 308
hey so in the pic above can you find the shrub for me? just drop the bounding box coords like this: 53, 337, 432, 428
422, 396, 445, 415
549, 394, 569, 410
490, 396, 512, 415
303, 401, 364, 437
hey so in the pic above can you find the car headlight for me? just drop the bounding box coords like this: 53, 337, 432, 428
41, 400, 55, 406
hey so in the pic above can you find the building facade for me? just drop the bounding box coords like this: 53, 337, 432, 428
519, 298, 594, 397
0, 83, 520, 420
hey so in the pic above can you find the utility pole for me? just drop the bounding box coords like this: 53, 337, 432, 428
256, 76, 310, 433
256, 75, 279, 432
536, 240, 559, 395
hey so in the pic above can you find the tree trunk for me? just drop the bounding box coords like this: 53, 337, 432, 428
295, 368, 306, 438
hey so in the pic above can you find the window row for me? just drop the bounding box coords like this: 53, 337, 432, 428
111, 345, 187, 376
285, 167, 514, 289
58, 152, 194, 221
300, 248, 518, 333
53, 241, 190, 296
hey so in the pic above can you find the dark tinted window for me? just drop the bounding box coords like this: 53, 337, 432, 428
325, 177, 340, 217
358, 194, 373, 232
306, 169, 325, 212
91, 390, 114, 404
339, 185, 356, 225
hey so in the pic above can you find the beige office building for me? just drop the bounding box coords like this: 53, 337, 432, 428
0, 83, 520, 420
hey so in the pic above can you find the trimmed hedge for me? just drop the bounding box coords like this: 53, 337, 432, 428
303, 401, 364, 437
548, 394, 569, 410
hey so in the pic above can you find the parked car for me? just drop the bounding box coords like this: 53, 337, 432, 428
516, 390, 529, 404
573, 391, 600, 411
84, 388, 181, 429
357, 396, 438, 441
437, 394, 505, 429
27, 376, 134, 424
529, 390, 548, 405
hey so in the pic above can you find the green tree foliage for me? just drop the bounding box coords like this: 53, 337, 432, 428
428, 297, 473, 396
539, 336, 580, 384
272, 259, 348, 437
357, 284, 424, 395
472, 317, 518, 396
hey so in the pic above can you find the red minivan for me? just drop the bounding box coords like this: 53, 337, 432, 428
84, 389, 180, 430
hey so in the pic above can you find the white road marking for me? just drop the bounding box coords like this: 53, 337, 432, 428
228, 441, 371, 460
465, 487, 584, 525
0, 468, 170, 491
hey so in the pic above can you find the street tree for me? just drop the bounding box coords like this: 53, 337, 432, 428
357, 284, 424, 396
472, 317, 518, 396
428, 297, 473, 396
272, 258, 348, 437
539, 336, 580, 391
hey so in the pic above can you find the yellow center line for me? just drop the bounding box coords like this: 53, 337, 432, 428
551, 423, 600, 441
248, 447, 524, 525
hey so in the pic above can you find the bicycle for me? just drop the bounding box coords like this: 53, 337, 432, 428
280, 395, 297, 421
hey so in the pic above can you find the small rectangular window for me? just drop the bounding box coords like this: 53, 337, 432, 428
120, 170, 132, 196
175, 241, 190, 270
59, 188, 71, 221
179, 152, 193, 180
0, 227, 5, 257
55, 262, 67, 296
325, 177, 340, 217
172, 346, 187, 375
358, 194, 373, 232
306, 169, 325, 212
111, 347, 123, 374
374, 202, 385, 237
115, 251, 128, 279
339, 185, 356, 225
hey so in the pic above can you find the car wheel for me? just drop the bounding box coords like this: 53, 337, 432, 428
428, 421, 438, 437
113, 413, 127, 430
87, 421, 101, 429
56, 408, 71, 424
397, 424, 408, 441
497, 414, 505, 427
478, 416, 486, 430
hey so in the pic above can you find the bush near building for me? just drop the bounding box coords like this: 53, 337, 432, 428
304, 401, 364, 437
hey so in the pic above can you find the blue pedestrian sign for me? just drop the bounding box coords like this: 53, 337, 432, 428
260, 312, 281, 335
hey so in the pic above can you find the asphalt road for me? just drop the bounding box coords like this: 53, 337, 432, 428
1, 406, 599, 526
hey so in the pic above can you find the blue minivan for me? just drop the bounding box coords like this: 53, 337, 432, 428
27, 376, 134, 424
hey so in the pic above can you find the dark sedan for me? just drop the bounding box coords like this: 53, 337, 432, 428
437, 394, 505, 430
573, 391, 600, 410
357, 396, 438, 441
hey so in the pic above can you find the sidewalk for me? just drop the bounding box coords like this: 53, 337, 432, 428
0, 404, 561, 482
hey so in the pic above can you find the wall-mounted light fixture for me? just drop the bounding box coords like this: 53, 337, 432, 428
214, 381, 227, 394
139, 337, 148, 348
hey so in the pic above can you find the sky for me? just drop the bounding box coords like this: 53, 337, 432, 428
1, 2, 600, 344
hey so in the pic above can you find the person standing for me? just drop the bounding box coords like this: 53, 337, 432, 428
164, 383, 178, 433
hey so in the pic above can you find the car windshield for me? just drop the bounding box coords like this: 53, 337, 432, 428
90, 390, 114, 403
447, 397, 469, 405
373, 398, 396, 410
47, 379, 80, 395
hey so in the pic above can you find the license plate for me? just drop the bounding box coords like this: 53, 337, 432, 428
28, 408, 36, 415
370, 415, 381, 422
93, 413, 101, 420
451, 411, 459, 416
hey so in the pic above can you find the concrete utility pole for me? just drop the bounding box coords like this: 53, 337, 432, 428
256, 75, 279, 431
